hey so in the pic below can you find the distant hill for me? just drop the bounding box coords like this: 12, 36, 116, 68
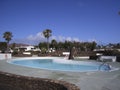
9, 43, 30, 47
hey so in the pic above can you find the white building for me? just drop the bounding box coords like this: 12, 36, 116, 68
16, 45, 41, 52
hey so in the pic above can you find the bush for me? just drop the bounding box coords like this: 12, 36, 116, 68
12, 50, 18, 56
116, 56, 120, 62
41, 48, 47, 54
103, 50, 120, 56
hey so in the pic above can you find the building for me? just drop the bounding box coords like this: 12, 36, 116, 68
15, 45, 41, 52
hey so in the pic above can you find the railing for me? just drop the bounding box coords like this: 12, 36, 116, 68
98, 61, 107, 70
98, 60, 111, 71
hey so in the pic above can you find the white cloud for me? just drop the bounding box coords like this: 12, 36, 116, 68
73, 38, 80, 42
51, 36, 80, 42
12, 32, 45, 45
51, 36, 57, 40
66, 37, 72, 41
26, 32, 47, 44
58, 36, 66, 42
27, 32, 45, 41
12, 32, 100, 45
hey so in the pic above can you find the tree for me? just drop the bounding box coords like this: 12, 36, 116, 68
38, 42, 47, 49
43, 29, 52, 51
3, 31, 13, 52
10, 43, 16, 50
51, 39, 57, 49
0, 42, 7, 53
89, 41, 97, 51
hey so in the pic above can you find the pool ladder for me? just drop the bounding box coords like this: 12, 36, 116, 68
98, 61, 107, 70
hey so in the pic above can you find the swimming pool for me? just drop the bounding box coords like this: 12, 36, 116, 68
9, 58, 112, 72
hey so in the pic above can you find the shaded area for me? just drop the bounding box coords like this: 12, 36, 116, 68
0, 71, 80, 90
68, 47, 75, 60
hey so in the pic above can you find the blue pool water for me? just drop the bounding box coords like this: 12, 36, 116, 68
9, 59, 111, 72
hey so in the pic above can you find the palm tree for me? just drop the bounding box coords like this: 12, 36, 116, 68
3, 31, 13, 52
118, 11, 120, 15
43, 29, 52, 51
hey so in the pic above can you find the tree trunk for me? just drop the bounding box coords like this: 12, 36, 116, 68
6, 41, 9, 53
47, 38, 49, 51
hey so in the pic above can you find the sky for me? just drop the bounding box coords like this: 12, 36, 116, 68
0, 0, 120, 45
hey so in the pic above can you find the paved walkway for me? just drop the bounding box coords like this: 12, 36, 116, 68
0, 57, 120, 90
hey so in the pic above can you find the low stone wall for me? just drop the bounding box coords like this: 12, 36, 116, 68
0, 71, 80, 90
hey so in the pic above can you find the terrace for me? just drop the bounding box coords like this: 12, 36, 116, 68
0, 56, 120, 90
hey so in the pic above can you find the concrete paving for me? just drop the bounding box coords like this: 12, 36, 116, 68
0, 57, 120, 90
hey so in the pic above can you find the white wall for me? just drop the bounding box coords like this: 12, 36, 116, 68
0, 53, 12, 60
99, 56, 116, 62
23, 52, 31, 55
25, 46, 34, 51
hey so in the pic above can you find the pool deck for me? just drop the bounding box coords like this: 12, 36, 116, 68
0, 57, 120, 90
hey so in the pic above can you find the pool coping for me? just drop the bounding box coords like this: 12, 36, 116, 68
8, 57, 119, 72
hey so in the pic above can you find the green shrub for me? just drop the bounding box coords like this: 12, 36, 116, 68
12, 50, 18, 56
41, 48, 47, 54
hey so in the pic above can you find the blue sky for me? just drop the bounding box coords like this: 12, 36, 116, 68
0, 0, 120, 45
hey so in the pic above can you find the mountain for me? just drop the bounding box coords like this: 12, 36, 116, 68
9, 43, 30, 47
